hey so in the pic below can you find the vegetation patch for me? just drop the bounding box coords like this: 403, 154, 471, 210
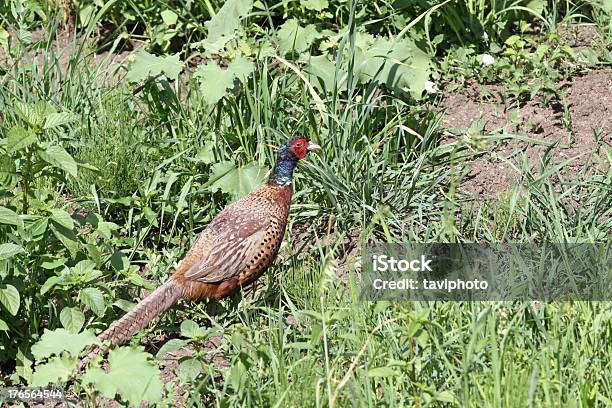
0, 0, 610, 406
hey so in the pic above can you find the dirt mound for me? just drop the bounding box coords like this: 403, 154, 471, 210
441, 68, 611, 198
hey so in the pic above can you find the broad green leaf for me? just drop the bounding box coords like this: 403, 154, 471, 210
526, 0, 546, 14
96, 221, 119, 240
41, 257, 64, 270
354, 36, 431, 98
0, 206, 23, 228
367, 366, 398, 377
433, 390, 458, 403
0, 243, 25, 260
406, 45, 431, 97
195, 56, 254, 104
206, 161, 234, 181
156, 338, 188, 358
194, 142, 216, 164
277, 19, 320, 55
284, 341, 313, 350
415, 329, 429, 348
110, 250, 129, 272
0, 154, 18, 189
39, 145, 78, 177
125, 50, 184, 82
28, 217, 48, 238
60, 307, 85, 334
0, 26, 8, 50
303, 0, 329, 11
43, 112, 77, 129
81, 347, 163, 405
178, 358, 202, 382
30, 355, 76, 386
70, 259, 101, 280
80, 287, 106, 316
128, 270, 149, 287
231, 331, 245, 348
228, 55, 255, 80
305, 54, 344, 92
56, 266, 79, 286
230, 360, 247, 390
373, 301, 392, 314
31, 100, 57, 126
6, 126, 37, 153
201, 0, 253, 52
209, 161, 268, 200
79, 4, 95, 25
0, 319, 8, 331
40, 276, 58, 295
160, 171, 179, 203
14, 102, 35, 125
51, 224, 79, 257
160, 9, 178, 26
15, 101, 53, 128
112, 299, 136, 313
31, 328, 98, 359
49, 208, 74, 230
16, 29, 32, 44
180, 320, 207, 338
0, 284, 20, 315
15, 345, 34, 384
176, 176, 193, 211
195, 63, 236, 105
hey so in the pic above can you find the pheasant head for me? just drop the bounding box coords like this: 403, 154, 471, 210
268, 137, 320, 186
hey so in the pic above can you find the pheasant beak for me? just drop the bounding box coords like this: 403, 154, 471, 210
307, 141, 321, 151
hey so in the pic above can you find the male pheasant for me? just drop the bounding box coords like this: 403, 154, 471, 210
78, 137, 320, 370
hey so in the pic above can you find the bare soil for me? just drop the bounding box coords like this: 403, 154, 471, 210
0, 28, 138, 84
441, 68, 611, 198
558, 23, 600, 51
440, 23, 611, 200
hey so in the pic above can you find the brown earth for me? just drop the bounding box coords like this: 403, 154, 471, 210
440, 24, 611, 200
441, 68, 611, 198
0, 28, 138, 85
557, 23, 600, 51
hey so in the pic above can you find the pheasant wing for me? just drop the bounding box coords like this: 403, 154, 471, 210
182, 215, 269, 283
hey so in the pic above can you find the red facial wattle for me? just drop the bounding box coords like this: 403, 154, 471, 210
291, 142, 308, 158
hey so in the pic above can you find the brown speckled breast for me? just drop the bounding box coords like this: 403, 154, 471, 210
237, 217, 286, 285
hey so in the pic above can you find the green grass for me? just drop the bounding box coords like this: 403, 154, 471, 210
185, 294, 611, 406
68, 89, 154, 198
0, 0, 610, 406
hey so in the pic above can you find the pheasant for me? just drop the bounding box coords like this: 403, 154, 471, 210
77, 137, 320, 370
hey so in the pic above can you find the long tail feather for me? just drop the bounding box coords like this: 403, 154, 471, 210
77, 279, 184, 372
